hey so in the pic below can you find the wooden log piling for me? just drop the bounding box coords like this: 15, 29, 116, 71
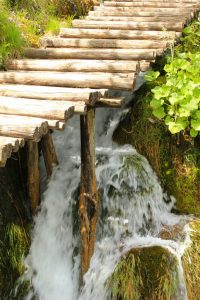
27, 140, 40, 215
41, 132, 58, 179
80, 108, 98, 277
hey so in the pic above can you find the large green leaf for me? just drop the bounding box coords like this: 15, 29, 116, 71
168, 117, 188, 134
152, 107, 166, 119
145, 70, 160, 82
191, 119, 200, 131
190, 128, 198, 137
150, 98, 164, 109
152, 85, 171, 100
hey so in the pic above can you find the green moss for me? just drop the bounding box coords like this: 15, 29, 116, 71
182, 220, 200, 300
107, 246, 180, 300
0, 5, 26, 67
0, 223, 30, 299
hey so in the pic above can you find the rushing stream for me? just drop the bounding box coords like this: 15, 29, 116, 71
22, 91, 191, 300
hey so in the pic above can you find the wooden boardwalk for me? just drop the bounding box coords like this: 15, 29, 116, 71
0, 0, 199, 167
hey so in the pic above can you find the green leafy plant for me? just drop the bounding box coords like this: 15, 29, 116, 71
0, 7, 26, 67
146, 53, 200, 137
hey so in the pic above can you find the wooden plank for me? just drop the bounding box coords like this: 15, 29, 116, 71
41, 37, 169, 49
140, 60, 152, 71
0, 96, 76, 119
104, 1, 198, 7
27, 140, 40, 215
80, 108, 98, 277
93, 5, 194, 13
113, 0, 198, 2
0, 144, 12, 167
96, 97, 125, 107
60, 28, 179, 40
86, 15, 186, 23
41, 132, 58, 179
0, 115, 48, 142
25, 48, 159, 60
88, 10, 193, 18
0, 85, 101, 105
72, 20, 184, 31
0, 136, 20, 152
7, 59, 140, 73
0, 71, 136, 90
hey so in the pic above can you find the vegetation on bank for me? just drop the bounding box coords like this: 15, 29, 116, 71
0, 0, 94, 67
107, 246, 180, 300
114, 18, 200, 216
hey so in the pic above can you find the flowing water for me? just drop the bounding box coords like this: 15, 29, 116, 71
22, 94, 191, 300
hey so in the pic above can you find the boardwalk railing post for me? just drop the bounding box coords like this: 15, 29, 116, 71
27, 140, 40, 215
41, 131, 58, 179
80, 107, 98, 278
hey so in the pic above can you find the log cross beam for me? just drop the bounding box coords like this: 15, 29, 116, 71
80, 107, 98, 277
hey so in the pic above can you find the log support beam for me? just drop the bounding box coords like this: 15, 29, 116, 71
27, 140, 40, 215
80, 107, 98, 278
41, 131, 59, 179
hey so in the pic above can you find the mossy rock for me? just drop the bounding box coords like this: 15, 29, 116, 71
113, 85, 200, 216
107, 246, 180, 300
182, 220, 200, 300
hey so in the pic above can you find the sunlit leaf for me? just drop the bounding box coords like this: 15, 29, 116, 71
152, 107, 166, 119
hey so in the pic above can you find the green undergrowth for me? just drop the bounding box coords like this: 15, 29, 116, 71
182, 220, 200, 300
107, 246, 180, 300
0, 223, 30, 299
0, 0, 94, 67
0, 4, 26, 68
113, 18, 200, 216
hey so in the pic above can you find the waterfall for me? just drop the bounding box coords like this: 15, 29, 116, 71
22, 105, 190, 300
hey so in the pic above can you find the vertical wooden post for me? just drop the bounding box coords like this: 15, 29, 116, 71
27, 141, 40, 215
80, 107, 98, 278
41, 131, 58, 179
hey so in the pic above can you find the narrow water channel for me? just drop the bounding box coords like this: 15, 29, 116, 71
22, 92, 190, 300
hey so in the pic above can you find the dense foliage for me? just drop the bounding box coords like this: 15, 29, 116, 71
0, 0, 94, 66
145, 19, 200, 138
0, 4, 25, 66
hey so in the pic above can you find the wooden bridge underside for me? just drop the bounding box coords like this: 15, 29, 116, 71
0, 0, 199, 276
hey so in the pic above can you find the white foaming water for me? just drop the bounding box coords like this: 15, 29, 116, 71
22, 106, 189, 300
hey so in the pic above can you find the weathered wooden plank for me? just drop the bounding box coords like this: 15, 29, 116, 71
0, 115, 48, 142
80, 108, 98, 277
7, 59, 140, 73
41, 132, 58, 179
0, 85, 101, 105
93, 5, 195, 13
86, 15, 186, 23
96, 97, 125, 107
25, 48, 159, 60
88, 10, 193, 20
41, 37, 169, 49
104, 1, 198, 7
0, 136, 20, 152
59, 27, 179, 39
0, 71, 136, 90
113, 0, 198, 2
140, 60, 152, 71
0, 144, 12, 167
27, 140, 40, 215
72, 20, 184, 31
0, 96, 76, 119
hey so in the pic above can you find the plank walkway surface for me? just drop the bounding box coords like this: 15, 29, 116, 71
0, 0, 199, 166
